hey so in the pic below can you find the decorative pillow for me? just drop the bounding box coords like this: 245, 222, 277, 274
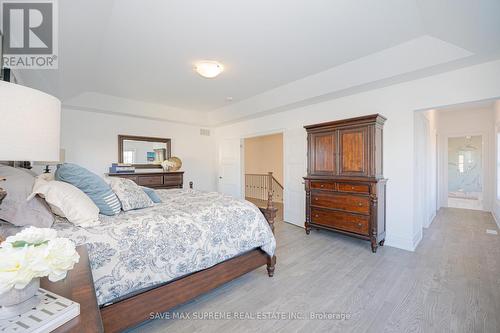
108, 177, 154, 211
29, 178, 100, 227
0, 165, 54, 227
141, 186, 162, 203
55, 163, 121, 216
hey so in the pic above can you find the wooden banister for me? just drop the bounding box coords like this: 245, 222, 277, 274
259, 191, 277, 234
245, 172, 283, 203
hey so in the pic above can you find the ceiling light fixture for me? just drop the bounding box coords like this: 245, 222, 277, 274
194, 61, 224, 79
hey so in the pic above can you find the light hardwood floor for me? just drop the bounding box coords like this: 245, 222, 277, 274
133, 208, 500, 333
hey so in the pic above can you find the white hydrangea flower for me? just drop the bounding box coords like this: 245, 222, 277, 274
44, 238, 80, 282
25, 244, 52, 277
0, 247, 35, 293
0, 228, 80, 295
5, 227, 57, 245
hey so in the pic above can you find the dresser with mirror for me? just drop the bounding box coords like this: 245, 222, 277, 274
108, 135, 184, 189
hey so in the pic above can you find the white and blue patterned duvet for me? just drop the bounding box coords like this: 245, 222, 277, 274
52, 189, 276, 306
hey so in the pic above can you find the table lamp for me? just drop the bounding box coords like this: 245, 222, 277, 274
0, 80, 61, 205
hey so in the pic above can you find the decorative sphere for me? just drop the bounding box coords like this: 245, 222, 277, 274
167, 157, 182, 171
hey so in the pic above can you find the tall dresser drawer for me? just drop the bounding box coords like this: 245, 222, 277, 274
311, 192, 370, 214
310, 208, 369, 235
310, 181, 335, 191
137, 175, 164, 186
337, 183, 370, 194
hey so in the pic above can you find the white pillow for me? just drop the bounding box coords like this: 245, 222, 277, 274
29, 178, 100, 227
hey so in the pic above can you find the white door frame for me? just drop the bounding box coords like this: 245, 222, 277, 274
441, 131, 488, 210
414, 111, 435, 230
495, 122, 500, 203
240, 129, 285, 199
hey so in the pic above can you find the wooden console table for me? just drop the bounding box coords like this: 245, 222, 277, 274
41, 246, 104, 333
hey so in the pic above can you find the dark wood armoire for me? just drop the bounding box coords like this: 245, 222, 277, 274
304, 114, 387, 252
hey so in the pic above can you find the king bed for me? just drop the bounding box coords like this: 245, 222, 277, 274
0, 165, 277, 332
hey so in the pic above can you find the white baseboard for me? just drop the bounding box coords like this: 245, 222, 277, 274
412, 229, 423, 250
384, 234, 414, 252
423, 210, 437, 229
491, 209, 500, 229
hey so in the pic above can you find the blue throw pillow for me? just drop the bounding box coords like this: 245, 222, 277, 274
141, 186, 162, 203
55, 163, 121, 216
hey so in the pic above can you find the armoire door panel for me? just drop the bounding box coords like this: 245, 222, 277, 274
339, 127, 368, 176
310, 132, 336, 175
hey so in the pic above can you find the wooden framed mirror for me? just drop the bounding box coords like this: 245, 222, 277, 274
118, 135, 171, 169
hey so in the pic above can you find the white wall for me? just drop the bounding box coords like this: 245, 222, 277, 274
215, 59, 500, 252
436, 107, 495, 211
60, 108, 217, 192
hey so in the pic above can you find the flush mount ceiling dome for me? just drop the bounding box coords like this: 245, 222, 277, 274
194, 61, 224, 78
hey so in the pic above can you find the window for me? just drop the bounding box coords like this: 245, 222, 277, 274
458, 154, 464, 173
123, 150, 135, 164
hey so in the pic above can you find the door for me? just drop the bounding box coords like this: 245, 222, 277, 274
284, 128, 307, 227
217, 138, 242, 198
338, 126, 369, 176
309, 132, 336, 175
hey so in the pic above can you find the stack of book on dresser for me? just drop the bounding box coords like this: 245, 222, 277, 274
109, 163, 135, 174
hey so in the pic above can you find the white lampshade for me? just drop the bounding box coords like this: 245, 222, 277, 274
0, 81, 61, 161
33, 149, 66, 166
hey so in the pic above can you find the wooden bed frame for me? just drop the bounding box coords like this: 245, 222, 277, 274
100, 193, 278, 332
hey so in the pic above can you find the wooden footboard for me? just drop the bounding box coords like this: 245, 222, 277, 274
100, 192, 277, 332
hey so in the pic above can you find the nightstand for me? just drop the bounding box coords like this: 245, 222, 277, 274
41, 246, 103, 333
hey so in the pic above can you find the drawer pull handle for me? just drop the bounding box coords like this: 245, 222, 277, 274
358, 202, 363, 206
357, 223, 362, 227
351, 186, 355, 190
315, 214, 319, 218
320, 184, 324, 188
314, 198, 318, 201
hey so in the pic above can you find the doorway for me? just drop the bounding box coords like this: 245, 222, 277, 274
217, 129, 306, 228
243, 133, 284, 222
447, 135, 484, 210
